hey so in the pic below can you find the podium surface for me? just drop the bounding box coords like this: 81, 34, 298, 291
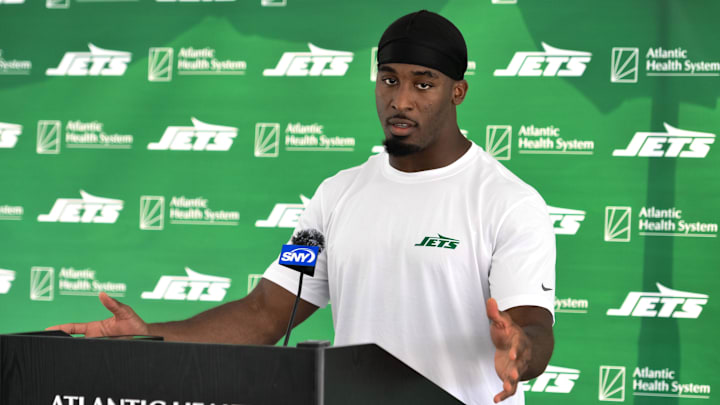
0, 334, 463, 405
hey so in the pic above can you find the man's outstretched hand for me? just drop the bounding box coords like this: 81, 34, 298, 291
486, 297, 532, 403
46, 292, 149, 338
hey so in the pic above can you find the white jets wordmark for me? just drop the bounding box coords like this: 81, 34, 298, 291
148, 118, 237, 151
46, 44, 131, 76
255, 195, 310, 228
607, 282, 708, 318
263, 43, 353, 77
521, 365, 580, 393
0, 122, 22, 148
494, 42, 591, 77
142, 267, 230, 301
548, 206, 586, 235
37, 190, 123, 224
613, 123, 715, 158
0, 269, 15, 294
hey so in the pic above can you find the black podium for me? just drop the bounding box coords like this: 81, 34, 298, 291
0, 334, 463, 405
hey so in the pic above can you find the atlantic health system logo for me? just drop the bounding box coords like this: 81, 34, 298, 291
37, 120, 61, 154
599, 365, 626, 401
139, 196, 164, 230
611, 46, 720, 83
485, 125, 512, 160
254, 123, 280, 157
599, 364, 711, 401
148, 46, 247, 82
248, 274, 263, 294
555, 297, 589, 314
0, 49, 32, 75
263, 43, 353, 77
46, 44, 131, 76
485, 125, 595, 160
35, 120, 133, 153
30, 267, 54, 301
29, 266, 127, 300
139, 195, 240, 230
254, 122, 355, 157
610, 48, 639, 83
0, 204, 23, 221
604, 206, 631, 242
605, 205, 718, 242
46, 0, 69, 8
494, 42, 592, 77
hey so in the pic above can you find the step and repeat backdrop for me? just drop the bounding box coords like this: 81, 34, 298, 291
1, 0, 718, 404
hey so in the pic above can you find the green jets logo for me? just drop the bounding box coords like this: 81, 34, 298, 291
414, 234, 459, 250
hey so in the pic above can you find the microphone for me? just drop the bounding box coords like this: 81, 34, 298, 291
278, 229, 325, 346
278, 229, 325, 276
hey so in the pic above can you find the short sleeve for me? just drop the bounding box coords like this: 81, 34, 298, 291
262, 182, 331, 308
489, 196, 556, 321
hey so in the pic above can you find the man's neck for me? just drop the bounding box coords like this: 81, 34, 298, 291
389, 133, 472, 173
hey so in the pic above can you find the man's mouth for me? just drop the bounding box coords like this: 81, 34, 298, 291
387, 117, 417, 135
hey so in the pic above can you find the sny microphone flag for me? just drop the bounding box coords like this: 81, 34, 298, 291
279, 244, 320, 276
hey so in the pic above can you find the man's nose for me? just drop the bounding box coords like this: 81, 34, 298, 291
391, 84, 414, 111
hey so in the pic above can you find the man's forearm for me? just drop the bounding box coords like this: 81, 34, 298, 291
503, 305, 555, 381
144, 279, 318, 345
147, 298, 283, 344
519, 323, 554, 380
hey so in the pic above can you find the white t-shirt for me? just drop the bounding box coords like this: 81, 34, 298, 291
264, 142, 555, 405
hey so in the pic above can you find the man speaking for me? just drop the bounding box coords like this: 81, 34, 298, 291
50, 10, 555, 405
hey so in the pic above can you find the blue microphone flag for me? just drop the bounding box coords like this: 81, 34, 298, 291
279, 244, 320, 276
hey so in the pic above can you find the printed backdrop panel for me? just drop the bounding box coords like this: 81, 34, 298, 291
0, 0, 718, 404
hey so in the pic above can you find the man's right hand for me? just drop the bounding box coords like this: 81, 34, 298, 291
46, 292, 149, 338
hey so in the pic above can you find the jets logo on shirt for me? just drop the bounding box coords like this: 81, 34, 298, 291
414, 234, 459, 250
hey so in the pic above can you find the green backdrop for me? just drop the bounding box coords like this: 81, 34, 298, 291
1, 0, 718, 403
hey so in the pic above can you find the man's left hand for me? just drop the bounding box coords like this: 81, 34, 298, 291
486, 297, 532, 403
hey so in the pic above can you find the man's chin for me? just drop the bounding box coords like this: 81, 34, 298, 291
383, 137, 423, 156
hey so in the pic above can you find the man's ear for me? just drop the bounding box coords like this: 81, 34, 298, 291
452, 80, 469, 105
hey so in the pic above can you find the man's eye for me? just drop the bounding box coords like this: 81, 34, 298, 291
416, 82, 432, 90
382, 78, 397, 85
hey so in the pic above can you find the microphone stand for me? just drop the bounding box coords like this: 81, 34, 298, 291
283, 273, 304, 347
